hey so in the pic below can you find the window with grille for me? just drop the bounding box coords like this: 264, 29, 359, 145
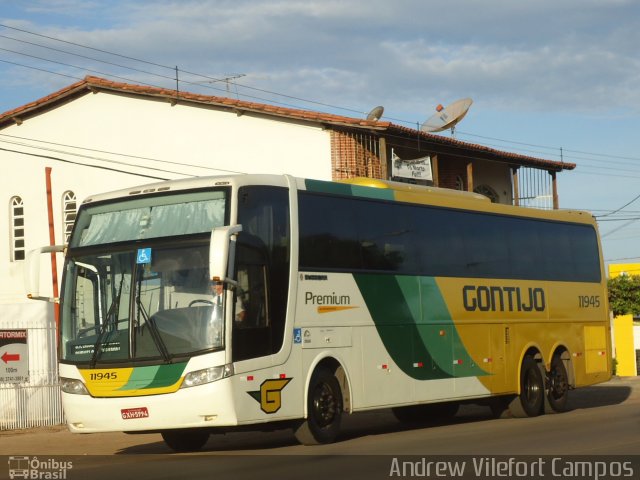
62, 191, 77, 243
10, 196, 25, 261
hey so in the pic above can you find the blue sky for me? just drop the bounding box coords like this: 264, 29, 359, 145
1, 0, 639, 267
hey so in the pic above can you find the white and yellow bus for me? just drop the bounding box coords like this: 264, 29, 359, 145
27, 174, 611, 451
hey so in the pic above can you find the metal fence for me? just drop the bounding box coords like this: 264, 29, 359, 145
0, 323, 64, 430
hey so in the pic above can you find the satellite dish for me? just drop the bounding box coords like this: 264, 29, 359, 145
366, 105, 384, 121
421, 98, 473, 134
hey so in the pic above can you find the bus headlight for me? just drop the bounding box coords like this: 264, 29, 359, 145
60, 377, 89, 395
181, 364, 234, 388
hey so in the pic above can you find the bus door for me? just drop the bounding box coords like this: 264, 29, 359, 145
228, 186, 297, 422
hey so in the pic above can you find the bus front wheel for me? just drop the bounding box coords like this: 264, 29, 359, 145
294, 367, 343, 445
509, 355, 544, 418
161, 429, 210, 452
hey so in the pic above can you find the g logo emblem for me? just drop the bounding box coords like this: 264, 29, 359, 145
248, 378, 292, 414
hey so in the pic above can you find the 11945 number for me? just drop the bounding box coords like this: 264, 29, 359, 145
578, 295, 600, 308
89, 372, 117, 381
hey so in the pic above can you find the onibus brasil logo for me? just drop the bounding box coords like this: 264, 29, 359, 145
8, 456, 73, 479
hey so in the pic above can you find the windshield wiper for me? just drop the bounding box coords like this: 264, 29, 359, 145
135, 296, 171, 362
135, 271, 171, 363
90, 271, 125, 368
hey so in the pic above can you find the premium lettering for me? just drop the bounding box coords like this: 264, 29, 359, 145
462, 285, 545, 312
305, 292, 351, 306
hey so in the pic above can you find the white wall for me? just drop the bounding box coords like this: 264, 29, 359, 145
1, 90, 331, 307
472, 159, 513, 204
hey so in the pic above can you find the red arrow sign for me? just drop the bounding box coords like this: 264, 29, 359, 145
1, 352, 20, 363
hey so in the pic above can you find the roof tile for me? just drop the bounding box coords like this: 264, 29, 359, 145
0, 75, 573, 171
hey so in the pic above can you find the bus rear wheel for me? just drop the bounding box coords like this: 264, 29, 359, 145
161, 429, 210, 452
509, 355, 544, 418
294, 367, 343, 445
547, 354, 569, 412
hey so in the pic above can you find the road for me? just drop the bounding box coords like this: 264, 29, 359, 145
1, 376, 639, 479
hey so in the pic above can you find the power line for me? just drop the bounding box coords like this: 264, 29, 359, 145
4, 20, 640, 224
606, 256, 640, 262
0, 141, 246, 178
0, 133, 245, 174
458, 130, 640, 163
0, 146, 168, 180
2, 45, 634, 199
0, 57, 78, 80
595, 192, 640, 218
0, 23, 172, 72
0, 23, 371, 119
0, 45, 164, 87
0, 33, 176, 82
2, 21, 639, 169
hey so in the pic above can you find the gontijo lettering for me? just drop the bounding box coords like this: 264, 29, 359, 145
463, 285, 546, 312
305, 292, 351, 305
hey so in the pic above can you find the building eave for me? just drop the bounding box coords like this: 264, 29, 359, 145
0, 75, 572, 172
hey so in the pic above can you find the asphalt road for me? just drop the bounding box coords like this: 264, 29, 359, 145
1, 376, 639, 479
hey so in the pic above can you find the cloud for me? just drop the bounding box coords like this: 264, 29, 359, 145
2, 0, 639, 117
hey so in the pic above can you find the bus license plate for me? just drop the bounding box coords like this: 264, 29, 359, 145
121, 407, 149, 419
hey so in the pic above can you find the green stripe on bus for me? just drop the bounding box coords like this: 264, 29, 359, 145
354, 274, 487, 380
145, 362, 187, 389
118, 365, 160, 390
304, 179, 395, 201
118, 363, 186, 390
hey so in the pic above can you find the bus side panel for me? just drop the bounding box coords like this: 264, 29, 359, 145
296, 272, 492, 411
435, 277, 611, 393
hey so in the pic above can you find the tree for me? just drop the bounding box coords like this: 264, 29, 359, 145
607, 274, 640, 317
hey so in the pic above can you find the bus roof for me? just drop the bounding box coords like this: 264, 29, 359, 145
335, 177, 596, 225
338, 177, 491, 202
80, 173, 596, 226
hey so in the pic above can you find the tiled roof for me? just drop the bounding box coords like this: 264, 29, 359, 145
0, 75, 574, 171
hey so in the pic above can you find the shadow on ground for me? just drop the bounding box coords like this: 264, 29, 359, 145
116, 380, 634, 455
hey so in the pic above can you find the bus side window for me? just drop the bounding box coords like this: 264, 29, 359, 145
232, 233, 271, 361
234, 263, 268, 329
236, 186, 290, 358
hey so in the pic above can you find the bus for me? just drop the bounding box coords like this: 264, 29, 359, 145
26, 174, 611, 451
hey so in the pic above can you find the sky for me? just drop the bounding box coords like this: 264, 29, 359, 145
1, 0, 639, 268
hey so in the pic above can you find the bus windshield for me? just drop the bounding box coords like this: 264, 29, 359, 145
61, 190, 229, 364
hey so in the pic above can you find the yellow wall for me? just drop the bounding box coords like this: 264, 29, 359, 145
608, 263, 640, 376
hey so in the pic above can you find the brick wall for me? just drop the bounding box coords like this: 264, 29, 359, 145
331, 131, 386, 180
437, 157, 468, 190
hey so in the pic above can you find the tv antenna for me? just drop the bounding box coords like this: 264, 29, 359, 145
366, 105, 384, 122
420, 98, 473, 136
196, 73, 246, 96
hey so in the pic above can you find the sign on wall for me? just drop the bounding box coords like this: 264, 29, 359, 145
0, 329, 29, 383
391, 152, 433, 181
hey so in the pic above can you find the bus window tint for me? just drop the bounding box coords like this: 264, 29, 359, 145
299, 192, 601, 283
358, 201, 408, 271
298, 194, 361, 270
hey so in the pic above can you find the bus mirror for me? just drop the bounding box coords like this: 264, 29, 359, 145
24, 245, 65, 302
210, 225, 243, 284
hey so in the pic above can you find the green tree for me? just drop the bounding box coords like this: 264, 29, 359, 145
607, 274, 640, 317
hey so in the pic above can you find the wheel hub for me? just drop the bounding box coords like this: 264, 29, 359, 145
314, 384, 337, 426
550, 369, 568, 398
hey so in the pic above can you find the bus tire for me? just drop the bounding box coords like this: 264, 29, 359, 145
294, 367, 343, 445
546, 354, 570, 413
509, 355, 544, 418
161, 429, 210, 452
